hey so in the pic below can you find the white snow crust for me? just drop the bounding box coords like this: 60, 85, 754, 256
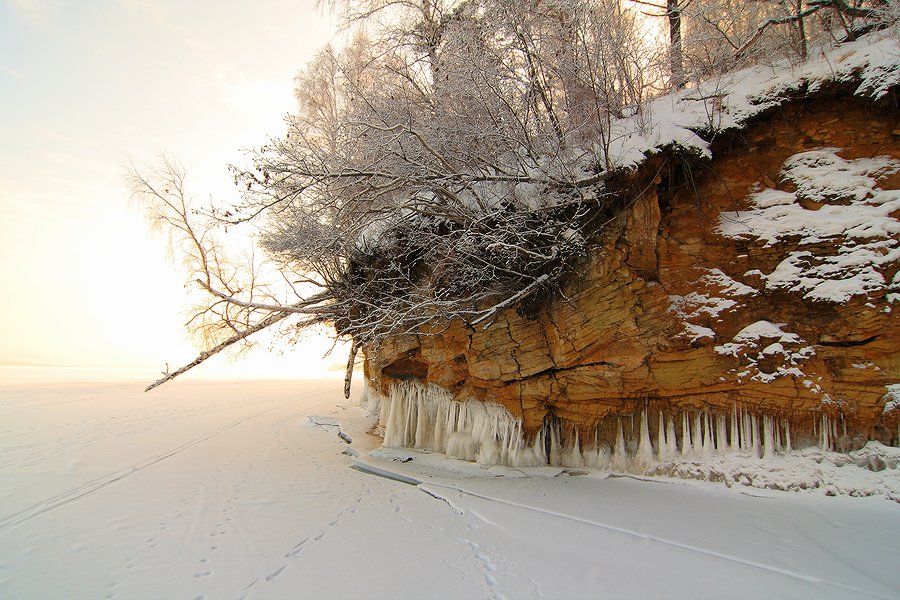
2, 377, 899, 600
668, 269, 759, 342
716, 148, 900, 303
714, 321, 815, 384
884, 383, 900, 414
603, 32, 900, 172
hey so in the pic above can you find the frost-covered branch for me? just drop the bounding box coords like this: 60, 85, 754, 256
196, 279, 330, 315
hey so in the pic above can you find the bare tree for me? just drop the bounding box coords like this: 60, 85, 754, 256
128, 157, 329, 391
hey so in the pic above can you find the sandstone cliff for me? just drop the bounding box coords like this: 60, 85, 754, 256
362, 36, 900, 466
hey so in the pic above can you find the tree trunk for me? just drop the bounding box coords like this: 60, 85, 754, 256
344, 338, 358, 399
668, 0, 685, 89
795, 0, 808, 61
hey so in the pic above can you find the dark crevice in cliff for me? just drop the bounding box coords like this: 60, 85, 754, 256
504, 319, 523, 376
382, 351, 430, 380
520, 360, 621, 382
819, 335, 880, 348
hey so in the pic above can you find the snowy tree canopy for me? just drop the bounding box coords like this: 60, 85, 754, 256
131, 0, 899, 389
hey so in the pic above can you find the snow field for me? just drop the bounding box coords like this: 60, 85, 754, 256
1, 378, 898, 599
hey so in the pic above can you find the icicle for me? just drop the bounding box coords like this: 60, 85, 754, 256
751, 413, 760, 459
681, 413, 692, 456
741, 410, 753, 455
666, 416, 678, 457
377, 380, 837, 471
564, 429, 585, 469
598, 445, 612, 469
740, 409, 749, 453
401, 389, 413, 445
501, 420, 520, 464
657, 411, 667, 461
433, 402, 447, 451
730, 405, 740, 452
692, 413, 703, 456
636, 411, 655, 472
774, 418, 782, 454
360, 378, 376, 413
762, 415, 775, 459
378, 390, 392, 432
526, 427, 549, 467
573, 429, 584, 466
532, 427, 547, 466
703, 412, 713, 454
584, 428, 603, 469
382, 389, 402, 448
821, 414, 831, 451
716, 415, 728, 453
613, 418, 628, 472
414, 393, 428, 449
586, 429, 611, 470
547, 419, 562, 466
695, 412, 704, 455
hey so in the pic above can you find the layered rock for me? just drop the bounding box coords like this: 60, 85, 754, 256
363, 92, 900, 462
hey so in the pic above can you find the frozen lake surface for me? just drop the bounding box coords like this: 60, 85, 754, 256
0, 378, 897, 599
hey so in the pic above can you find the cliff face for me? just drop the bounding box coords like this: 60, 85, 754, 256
364, 93, 900, 455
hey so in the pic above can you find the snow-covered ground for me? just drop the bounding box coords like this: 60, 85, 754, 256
1, 378, 897, 599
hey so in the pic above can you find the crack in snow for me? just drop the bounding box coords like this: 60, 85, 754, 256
0, 400, 299, 535
415, 482, 892, 599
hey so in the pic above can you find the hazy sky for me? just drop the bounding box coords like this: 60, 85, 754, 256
0, 0, 348, 378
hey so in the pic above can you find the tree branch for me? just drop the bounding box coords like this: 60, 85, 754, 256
146, 311, 292, 391
735, 5, 825, 58
196, 279, 331, 314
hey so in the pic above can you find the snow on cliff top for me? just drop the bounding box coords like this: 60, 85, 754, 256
605, 31, 900, 170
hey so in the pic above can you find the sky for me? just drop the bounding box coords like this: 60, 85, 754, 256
0, 0, 350, 379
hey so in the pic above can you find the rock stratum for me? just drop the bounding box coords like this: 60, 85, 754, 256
361, 35, 900, 471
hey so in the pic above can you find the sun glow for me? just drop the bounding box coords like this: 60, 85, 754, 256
0, 0, 342, 379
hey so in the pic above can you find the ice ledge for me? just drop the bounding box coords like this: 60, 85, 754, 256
361, 380, 900, 499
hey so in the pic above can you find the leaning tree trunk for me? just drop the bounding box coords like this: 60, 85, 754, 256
344, 338, 358, 399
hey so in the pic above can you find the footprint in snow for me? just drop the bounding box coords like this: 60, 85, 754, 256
459, 538, 502, 595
